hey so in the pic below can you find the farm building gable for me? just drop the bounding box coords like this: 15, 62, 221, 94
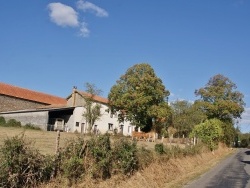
0, 82, 67, 112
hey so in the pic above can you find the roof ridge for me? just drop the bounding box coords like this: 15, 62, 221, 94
0, 82, 67, 105
77, 90, 109, 104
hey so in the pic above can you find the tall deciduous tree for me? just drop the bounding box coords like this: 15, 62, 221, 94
170, 100, 206, 137
195, 74, 245, 122
108, 63, 171, 131
194, 74, 245, 146
82, 82, 102, 132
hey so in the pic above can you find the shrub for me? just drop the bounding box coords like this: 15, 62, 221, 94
6, 119, 22, 127
24, 123, 41, 130
190, 119, 223, 151
59, 136, 86, 185
87, 134, 112, 179
0, 134, 54, 187
112, 138, 139, 176
0, 116, 6, 126
155, 143, 165, 154
62, 156, 84, 185
240, 139, 249, 148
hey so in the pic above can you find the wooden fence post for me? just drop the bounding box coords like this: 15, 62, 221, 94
55, 130, 60, 155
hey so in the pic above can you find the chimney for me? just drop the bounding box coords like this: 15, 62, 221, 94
72, 86, 77, 106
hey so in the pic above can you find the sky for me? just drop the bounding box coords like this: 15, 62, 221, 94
1, 0, 250, 132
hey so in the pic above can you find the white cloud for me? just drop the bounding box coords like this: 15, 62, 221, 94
47, 1, 108, 38
76, 0, 108, 17
239, 107, 250, 125
48, 3, 79, 27
79, 22, 90, 37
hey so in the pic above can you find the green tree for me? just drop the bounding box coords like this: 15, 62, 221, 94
82, 83, 102, 133
108, 63, 171, 131
195, 74, 245, 122
190, 119, 223, 151
194, 74, 245, 146
170, 100, 206, 137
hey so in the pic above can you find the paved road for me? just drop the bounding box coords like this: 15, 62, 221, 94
184, 148, 250, 188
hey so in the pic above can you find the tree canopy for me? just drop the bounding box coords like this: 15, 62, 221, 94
170, 100, 206, 137
108, 63, 171, 130
82, 82, 102, 132
194, 74, 245, 122
190, 119, 223, 151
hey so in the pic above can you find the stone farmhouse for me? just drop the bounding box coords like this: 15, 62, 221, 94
0, 82, 134, 136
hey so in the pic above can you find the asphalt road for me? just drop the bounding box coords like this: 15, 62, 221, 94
184, 148, 250, 188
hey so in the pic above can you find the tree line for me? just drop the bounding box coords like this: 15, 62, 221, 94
107, 63, 245, 149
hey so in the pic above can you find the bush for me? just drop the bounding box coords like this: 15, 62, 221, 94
112, 138, 138, 176
62, 156, 84, 185
0, 134, 54, 187
6, 119, 22, 127
24, 123, 41, 130
240, 139, 249, 148
155, 143, 164, 154
0, 116, 6, 126
87, 134, 112, 179
60, 136, 86, 185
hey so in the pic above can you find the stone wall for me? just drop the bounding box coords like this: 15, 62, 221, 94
1, 110, 49, 130
0, 95, 45, 112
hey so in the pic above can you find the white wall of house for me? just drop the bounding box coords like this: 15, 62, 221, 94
68, 104, 134, 136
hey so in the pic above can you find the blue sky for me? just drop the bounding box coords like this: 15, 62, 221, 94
1, 1, 250, 132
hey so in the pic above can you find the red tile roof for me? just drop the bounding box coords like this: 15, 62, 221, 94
0, 82, 67, 105
78, 91, 109, 104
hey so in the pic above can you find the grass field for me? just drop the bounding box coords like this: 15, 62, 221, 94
0, 127, 158, 155
0, 126, 163, 155
0, 127, 80, 155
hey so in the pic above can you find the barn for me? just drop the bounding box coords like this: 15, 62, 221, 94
0, 83, 134, 135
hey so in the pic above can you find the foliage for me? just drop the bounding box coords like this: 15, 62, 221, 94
0, 134, 54, 187
87, 134, 112, 179
220, 120, 236, 147
108, 63, 171, 130
5, 119, 22, 127
136, 146, 154, 169
0, 116, 6, 126
82, 82, 103, 132
195, 74, 245, 122
167, 126, 177, 138
112, 138, 139, 176
155, 143, 164, 154
239, 132, 250, 148
170, 100, 206, 137
62, 156, 84, 185
240, 139, 249, 148
164, 144, 204, 158
190, 119, 223, 151
23, 123, 41, 130
60, 136, 86, 185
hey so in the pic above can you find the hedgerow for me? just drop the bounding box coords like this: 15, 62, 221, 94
0, 131, 204, 187
0, 134, 54, 188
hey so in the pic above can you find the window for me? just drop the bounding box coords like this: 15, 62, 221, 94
75, 122, 80, 127
108, 123, 113, 131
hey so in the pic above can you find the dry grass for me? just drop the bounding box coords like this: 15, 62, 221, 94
72, 144, 235, 188
0, 127, 236, 188
0, 127, 80, 155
